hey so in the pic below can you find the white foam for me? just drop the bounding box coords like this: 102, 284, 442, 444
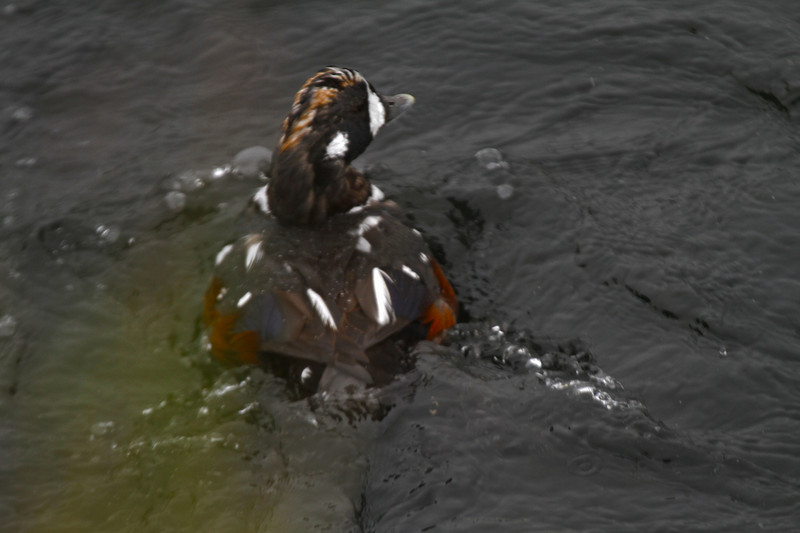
211, 165, 230, 179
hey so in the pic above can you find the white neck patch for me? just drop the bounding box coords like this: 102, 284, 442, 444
252, 185, 269, 214
325, 131, 349, 159
366, 83, 385, 136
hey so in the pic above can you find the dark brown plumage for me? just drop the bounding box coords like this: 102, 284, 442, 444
204, 67, 455, 396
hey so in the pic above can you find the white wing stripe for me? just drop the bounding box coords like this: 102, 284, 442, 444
306, 288, 338, 330
356, 236, 371, 253
237, 291, 252, 308
402, 265, 420, 280
215, 244, 234, 266
245, 241, 263, 271
372, 268, 396, 326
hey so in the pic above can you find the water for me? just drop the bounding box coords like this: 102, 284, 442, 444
2, 0, 800, 530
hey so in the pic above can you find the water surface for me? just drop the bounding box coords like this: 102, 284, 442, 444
2, 1, 800, 531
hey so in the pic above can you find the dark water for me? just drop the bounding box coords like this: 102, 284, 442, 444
2, 0, 800, 531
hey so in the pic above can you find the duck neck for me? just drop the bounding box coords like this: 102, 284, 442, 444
267, 147, 371, 225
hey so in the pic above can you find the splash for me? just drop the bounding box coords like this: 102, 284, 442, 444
447, 322, 646, 411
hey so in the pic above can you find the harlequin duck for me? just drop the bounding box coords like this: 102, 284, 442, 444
203, 66, 457, 397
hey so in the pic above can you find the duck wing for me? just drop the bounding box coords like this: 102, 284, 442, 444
204, 204, 456, 392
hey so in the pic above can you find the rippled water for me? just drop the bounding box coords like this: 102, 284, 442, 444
3, 0, 800, 531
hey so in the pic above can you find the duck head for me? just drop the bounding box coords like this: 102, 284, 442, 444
267, 66, 414, 225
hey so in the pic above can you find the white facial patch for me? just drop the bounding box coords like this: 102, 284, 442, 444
366, 83, 386, 136
306, 288, 338, 330
325, 131, 349, 159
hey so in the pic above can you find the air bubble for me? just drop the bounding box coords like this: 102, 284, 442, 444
232, 146, 272, 179
475, 147, 509, 170
164, 191, 186, 212
525, 357, 542, 370
0, 314, 17, 338
10, 105, 33, 122
165, 170, 206, 192
496, 183, 514, 200
95, 224, 120, 244
487, 324, 505, 343
567, 453, 602, 476
90, 420, 115, 438
15, 157, 37, 168
461, 344, 482, 358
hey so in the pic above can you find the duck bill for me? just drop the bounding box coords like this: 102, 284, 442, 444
383, 93, 415, 122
